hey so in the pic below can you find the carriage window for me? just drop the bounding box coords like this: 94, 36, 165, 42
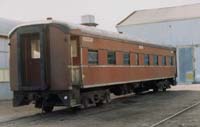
107, 51, 116, 64
31, 38, 40, 59
123, 53, 130, 65
162, 56, 166, 65
88, 50, 98, 64
71, 39, 78, 57
144, 54, 150, 65
169, 56, 174, 65
153, 55, 158, 65
135, 53, 139, 65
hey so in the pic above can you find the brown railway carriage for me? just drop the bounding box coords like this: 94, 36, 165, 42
9, 20, 176, 112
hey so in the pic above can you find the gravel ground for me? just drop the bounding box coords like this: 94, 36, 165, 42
0, 101, 40, 123
0, 85, 200, 127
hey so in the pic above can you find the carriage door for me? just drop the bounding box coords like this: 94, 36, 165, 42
22, 33, 43, 87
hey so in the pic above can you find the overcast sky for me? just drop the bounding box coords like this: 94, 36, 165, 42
0, 0, 200, 31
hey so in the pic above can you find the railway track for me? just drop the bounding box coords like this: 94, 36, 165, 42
150, 100, 200, 127
0, 92, 199, 127
0, 94, 145, 126
0, 102, 126, 125
0, 107, 118, 126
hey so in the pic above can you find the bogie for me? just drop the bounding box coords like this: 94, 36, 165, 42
80, 89, 111, 108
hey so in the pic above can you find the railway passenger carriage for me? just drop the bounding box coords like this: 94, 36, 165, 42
9, 20, 177, 112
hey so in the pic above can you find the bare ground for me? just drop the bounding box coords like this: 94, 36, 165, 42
0, 85, 200, 127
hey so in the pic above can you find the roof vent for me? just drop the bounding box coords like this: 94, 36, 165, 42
81, 15, 98, 27
46, 17, 53, 20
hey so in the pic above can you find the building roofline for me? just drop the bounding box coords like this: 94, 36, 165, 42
116, 3, 200, 26
118, 16, 200, 26
116, 11, 136, 26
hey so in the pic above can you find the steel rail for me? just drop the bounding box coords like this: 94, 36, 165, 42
150, 101, 200, 127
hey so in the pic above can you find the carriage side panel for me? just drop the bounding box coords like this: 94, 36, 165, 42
81, 37, 176, 87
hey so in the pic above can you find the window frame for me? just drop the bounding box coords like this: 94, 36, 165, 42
169, 56, 174, 66
88, 49, 98, 65
107, 51, 116, 65
153, 55, 159, 65
144, 54, 150, 65
30, 35, 41, 59
123, 52, 130, 65
162, 56, 167, 65
135, 53, 139, 65
71, 39, 78, 58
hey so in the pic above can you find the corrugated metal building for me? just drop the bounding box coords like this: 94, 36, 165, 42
116, 3, 200, 84
0, 18, 20, 100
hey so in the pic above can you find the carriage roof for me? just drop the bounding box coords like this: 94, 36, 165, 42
9, 20, 175, 50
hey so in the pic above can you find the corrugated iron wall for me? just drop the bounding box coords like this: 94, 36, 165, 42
0, 38, 12, 100
0, 38, 9, 82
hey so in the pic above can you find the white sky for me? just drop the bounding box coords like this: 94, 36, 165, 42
0, 0, 200, 31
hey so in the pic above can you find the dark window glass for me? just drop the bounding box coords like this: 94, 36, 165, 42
144, 54, 150, 65
135, 53, 139, 65
169, 56, 174, 65
123, 53, 130, 65
107, 51, 116, 64
162, 56, 166, 65
153, 55, 158, 65
88, 50, 98, 64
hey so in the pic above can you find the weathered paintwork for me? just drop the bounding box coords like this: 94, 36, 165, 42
80, 36, 176, 87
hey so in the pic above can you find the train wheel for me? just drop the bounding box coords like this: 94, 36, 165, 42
105, 90, 111, 103
96, 100, 104, 107
42, 105, 54, 113
135, 91, 141, 95
81, 97, 90, 109
134, 88, 143, 95
153, 87, 158, 93
162, 88, 167, 92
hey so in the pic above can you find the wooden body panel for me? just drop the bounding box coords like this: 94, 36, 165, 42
9, 25, 72, 91
81, 38, 173, 56
49, 26, 71, 90
82, 66, 175, 86
80, 36, 176, 87
10, 33, 19, 90
21, 33, 43, 86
